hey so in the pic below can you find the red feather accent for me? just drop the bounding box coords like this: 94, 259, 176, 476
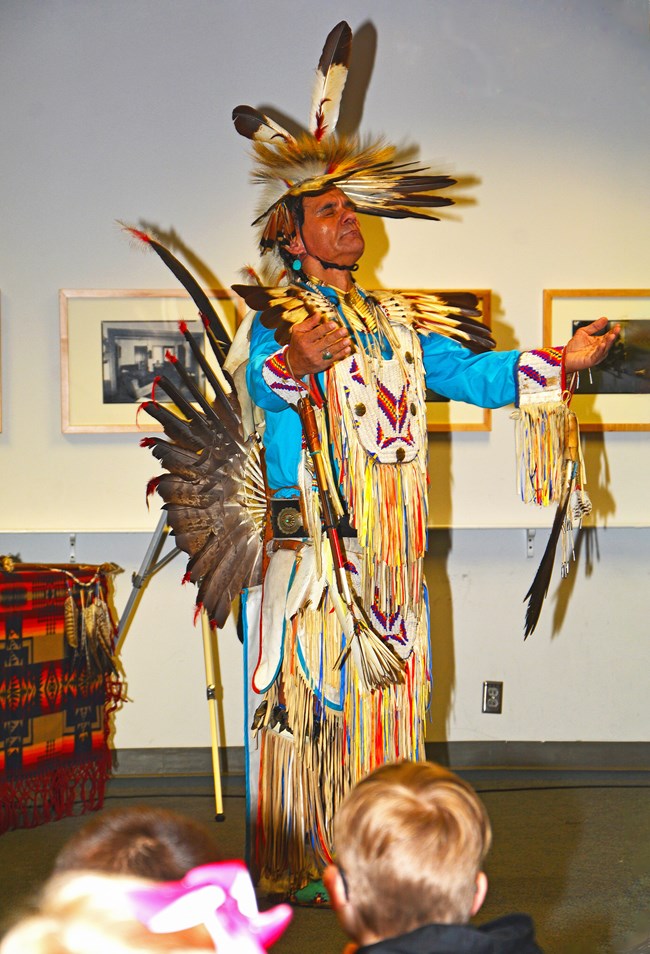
314, 106, 327, 143
150, 375, 162, 401
140, 437, 157, 448
165, 350, 178, 364
137, 401, 155, 428
146, 476, 161, 501
242, 265, 261, 284
179, 320, 188, 334
193, 602, 203, 625
126, 225, 152, 245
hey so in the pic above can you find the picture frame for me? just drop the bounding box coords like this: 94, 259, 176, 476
543, 289, 650, 431
60, 289, 238, 433
422, 289, 492, 432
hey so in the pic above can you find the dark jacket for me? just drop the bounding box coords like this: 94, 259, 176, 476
357, 915, 543, 954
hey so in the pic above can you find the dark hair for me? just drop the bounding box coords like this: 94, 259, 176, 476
276, 195, 305, 277
53, 806, 220, 881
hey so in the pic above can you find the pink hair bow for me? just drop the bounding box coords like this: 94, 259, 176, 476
128, 861, 292, 953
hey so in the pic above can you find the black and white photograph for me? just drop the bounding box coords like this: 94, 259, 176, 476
571, 318, 650, 394
102, 319, 206, 404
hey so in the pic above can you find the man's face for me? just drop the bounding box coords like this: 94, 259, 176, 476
297, 187, 365, 267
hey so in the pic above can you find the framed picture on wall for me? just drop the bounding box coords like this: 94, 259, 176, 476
419, 289, 492, 432
60, 289, 238, 433
544, 289, 650, 431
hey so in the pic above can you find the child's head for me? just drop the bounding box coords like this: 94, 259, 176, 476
53, 807, 220, 881
325, 760, 492, 943
0, 863, 292, 954
0, 871, 215, 954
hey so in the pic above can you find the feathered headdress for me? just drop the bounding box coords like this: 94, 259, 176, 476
233, 20, 456, 259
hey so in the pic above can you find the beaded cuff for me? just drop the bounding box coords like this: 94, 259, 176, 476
262, 348, 304, 407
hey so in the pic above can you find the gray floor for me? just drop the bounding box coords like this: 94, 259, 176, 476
0, 769, 648, 954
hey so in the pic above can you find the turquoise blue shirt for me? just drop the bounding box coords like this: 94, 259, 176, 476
246, 284, 519, 494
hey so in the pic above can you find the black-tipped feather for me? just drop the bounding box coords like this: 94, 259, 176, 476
122, 226, 232, 363
153, 374, 205, 426
142, 402, 206, 451
310, 20, 352, 141
232, 105, 294, 144
523, 479, 573, 639
178, 322, 241, 434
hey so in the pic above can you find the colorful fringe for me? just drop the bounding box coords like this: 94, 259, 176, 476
255, 296, 432, 895
512, 399, 571, 507
255, 595, 430, 894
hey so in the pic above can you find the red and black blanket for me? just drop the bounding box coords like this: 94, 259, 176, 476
0, 563, 122, 834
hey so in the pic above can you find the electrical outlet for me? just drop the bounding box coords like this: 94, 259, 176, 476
482, 681, 503, 714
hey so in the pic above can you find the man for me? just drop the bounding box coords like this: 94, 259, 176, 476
138, 20, 618, 903
238, 184, 616, 901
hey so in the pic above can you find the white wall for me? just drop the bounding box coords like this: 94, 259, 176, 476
0, 0, 648, 748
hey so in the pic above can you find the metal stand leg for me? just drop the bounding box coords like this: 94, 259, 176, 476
116, 512, 179, 650
201, 609, 225, 821
115, 512, 225, 822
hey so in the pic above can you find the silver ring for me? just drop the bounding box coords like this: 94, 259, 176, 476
321, 349, 333, 361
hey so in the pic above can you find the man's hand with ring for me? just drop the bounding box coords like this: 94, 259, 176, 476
286, 314, 352, 377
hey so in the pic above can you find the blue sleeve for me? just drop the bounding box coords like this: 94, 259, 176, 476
421, 333, 519, 409
245, 313, 304, 493
246, 314, 295, 412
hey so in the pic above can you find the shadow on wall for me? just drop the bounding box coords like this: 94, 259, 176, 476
424, 521, 454, 743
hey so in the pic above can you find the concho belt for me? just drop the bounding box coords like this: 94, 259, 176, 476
270, 497, 356, 539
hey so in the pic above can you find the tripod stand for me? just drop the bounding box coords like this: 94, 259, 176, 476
117, 512, 225, 820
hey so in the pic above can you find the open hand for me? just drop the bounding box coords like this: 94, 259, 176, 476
285, 313, 352, 378
564, 316, 621, 374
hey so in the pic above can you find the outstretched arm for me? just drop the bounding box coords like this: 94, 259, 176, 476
564, 316, 620, 374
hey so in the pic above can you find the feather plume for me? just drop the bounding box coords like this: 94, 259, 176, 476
232, 283, 318, 346
232, 105, 295, 144
398, 291, 496, 353
309, 20, 352, 142
177, 321, 241, 437
140, 437, 201, 477
250, 138, 457, 239
523, 470, 574, 639
199, 533, 258, 615
523, 411, 582, 637
172, 527, 214, 555
151, 374, 203, 426
119, 223, 232, 365
141, 402, 205, 451
162, 350, 223, 427
156, 475, 219, 508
